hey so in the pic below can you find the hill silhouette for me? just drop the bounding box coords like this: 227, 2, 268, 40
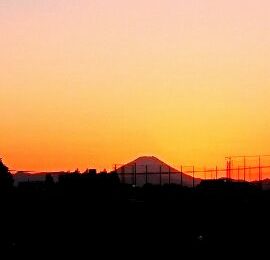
116, 156, 201, 187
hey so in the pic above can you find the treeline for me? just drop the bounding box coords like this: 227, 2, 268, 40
1, 159, 270, 258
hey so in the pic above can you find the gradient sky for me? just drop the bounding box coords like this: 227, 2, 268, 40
1, 0, 270, 174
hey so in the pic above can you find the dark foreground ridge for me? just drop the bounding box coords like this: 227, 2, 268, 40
1, 161, 270, 258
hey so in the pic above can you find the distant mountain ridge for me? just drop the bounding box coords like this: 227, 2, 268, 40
13, 171, 67, 185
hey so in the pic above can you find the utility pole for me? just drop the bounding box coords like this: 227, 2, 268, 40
159, 165, 162, 186
145, 165, 148, 184
122, 165, 125, 184
168, 166, 171, 185
192, 166, 195, 188
225, 155, 270, 182
182, 165, 194, 187
226, 157, 231, 179
181, 165, 183, 187
132, 165, 135, 186
259, 156, 261, 181
134, 163, 137, 186
244, 156, 246, 181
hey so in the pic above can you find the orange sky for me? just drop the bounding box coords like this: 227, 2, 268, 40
1, 1, 270, 174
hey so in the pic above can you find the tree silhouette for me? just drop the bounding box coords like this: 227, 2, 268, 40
0, 159, 14, 190
45, 173, 54, 185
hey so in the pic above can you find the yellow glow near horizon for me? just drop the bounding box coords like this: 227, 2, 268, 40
1, 1, 270, 174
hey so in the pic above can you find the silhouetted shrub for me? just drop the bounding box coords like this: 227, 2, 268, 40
0, 159, 13, 190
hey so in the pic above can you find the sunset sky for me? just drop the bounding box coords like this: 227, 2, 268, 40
1, 1, 270, 174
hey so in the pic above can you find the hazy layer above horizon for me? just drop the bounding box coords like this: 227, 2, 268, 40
1, 0, 270, 173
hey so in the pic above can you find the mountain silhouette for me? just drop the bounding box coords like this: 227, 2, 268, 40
116, 156, 200, 187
